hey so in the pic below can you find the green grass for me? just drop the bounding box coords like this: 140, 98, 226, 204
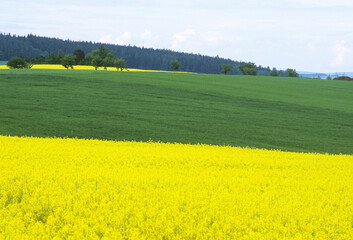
0, 69, 352, 154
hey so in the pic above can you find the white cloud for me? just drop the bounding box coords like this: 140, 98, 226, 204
115, 32, 132, 45
98, 35, 113, 44
171, 29, 195, 50
138, 30, 161, 48
99, 30, 161, 49
140, 30, 152, 40
2, 0, 353, 72
99, 32, 132, 45
331, 40, 351, 68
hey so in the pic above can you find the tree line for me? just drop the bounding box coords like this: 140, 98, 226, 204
0, 33, 291, 76
220, 62, 298, 77
7, 46, 127, 71
7, 50, 299, 78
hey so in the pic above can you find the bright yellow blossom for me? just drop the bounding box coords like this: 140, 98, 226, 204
0, 64, 192, 73
0, 135, 352, 239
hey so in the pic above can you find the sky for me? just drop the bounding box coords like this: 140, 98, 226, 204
1, 0, 353, 73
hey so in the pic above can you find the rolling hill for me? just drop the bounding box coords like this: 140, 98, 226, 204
0, 69, 352, 154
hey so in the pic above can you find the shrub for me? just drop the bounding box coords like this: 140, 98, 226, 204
7, 57, 29, 69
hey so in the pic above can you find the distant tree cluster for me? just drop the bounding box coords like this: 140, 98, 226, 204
237, 62, 257, 75
286, 68, 299, 77
2, 33, 300, 77
7, 45, 127, 71
218, 62, 299, 78
0, 33, 288, 76
270, 69, 279, 77
86, 45, 126, 70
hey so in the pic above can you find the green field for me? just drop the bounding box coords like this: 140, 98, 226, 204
0, 69, 352, 154
0, 61, 7, 65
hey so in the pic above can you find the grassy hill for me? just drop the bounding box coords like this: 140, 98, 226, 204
0, 69, 352, 154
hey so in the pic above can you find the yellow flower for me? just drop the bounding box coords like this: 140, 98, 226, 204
0, 135, 352, 239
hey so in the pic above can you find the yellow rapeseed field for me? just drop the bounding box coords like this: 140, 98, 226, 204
1, 135, 353, 239
0, 64, 191, 73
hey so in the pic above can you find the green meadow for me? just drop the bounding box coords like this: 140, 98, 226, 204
0, 69, 352, 154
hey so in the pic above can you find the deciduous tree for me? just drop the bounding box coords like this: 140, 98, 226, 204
89, 45, 117, 70
237, 62, 257, 75
73, 49, 85, 65
114, 58, 126, 71
170, 60, 181, 71
220, 64, 234, 75
286, 68, 299, 77
61, 54, 76, 69
92, 55, 103, 70
102, 52, 116, 70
